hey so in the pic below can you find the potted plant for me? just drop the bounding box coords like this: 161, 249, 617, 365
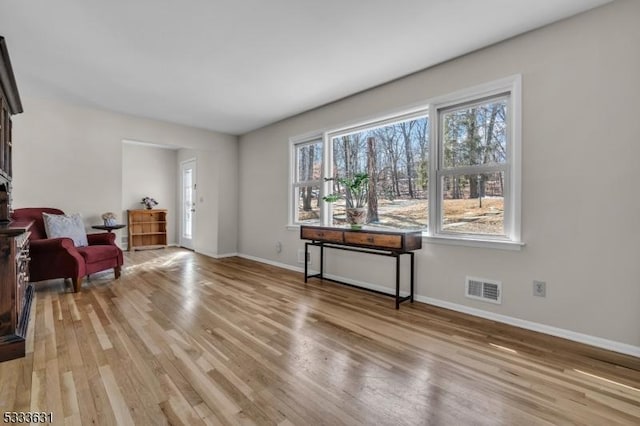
141, 196, 158, 210
323, 172, 369, 229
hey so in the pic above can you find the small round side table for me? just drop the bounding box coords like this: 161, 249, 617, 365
91, 224, 126, 234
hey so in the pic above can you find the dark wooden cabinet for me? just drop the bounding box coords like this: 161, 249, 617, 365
0, 36, 23, 223
0, 221, 32, 362
0, 36, 28, 362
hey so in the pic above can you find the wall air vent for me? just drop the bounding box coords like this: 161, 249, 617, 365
465, 276, 502, 304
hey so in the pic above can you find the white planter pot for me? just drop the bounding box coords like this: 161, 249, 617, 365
346, 207, 367, 229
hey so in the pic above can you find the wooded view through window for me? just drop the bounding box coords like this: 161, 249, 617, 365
291, 77, 520, 243
294, 140, 322, 224
329, 115, 430, 229
438, 96, 508, 236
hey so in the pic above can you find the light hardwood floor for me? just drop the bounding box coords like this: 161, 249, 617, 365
1, 248, 639, 425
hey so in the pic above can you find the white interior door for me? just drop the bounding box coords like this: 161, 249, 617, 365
180, 159, 196, 250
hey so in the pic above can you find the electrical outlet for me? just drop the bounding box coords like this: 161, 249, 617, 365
533, 280, 546, 297
297, 249, 310, 264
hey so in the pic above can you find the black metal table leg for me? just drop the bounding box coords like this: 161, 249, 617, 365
319, 243, 324, 279
302, 241, 415, 309
410, 252, 414, 303
395, 254, 400, 309
304, 242, 309, 283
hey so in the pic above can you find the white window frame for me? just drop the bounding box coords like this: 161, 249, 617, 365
288, 75, 523, 250
289, 134, 324, 226
325, 109, 431, 229
428, 75, 522, 248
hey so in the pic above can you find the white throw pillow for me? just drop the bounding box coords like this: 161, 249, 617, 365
42, 212, 88, 247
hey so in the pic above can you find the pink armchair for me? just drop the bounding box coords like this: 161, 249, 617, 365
12, 208, 123, 292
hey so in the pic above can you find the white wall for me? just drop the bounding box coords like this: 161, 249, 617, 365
122, 142, 178, 246
238, 0, 640, 350
12, 97, 238, 256
174, 133, 238, 257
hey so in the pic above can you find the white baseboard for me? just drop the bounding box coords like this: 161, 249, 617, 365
214, 252, 239, 259
236, 255, 408, 296
416, 295, 640, 358
236, 252, 640, 358
196, 250, 239, 259
323, 273, 411, 298
237, 253, 307, 272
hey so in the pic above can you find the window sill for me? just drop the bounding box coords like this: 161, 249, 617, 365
424, 234, 524, 251
288, 224, 524, 251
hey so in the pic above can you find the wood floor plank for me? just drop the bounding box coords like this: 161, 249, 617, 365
0, 247, 638, 425
60, 371, 80, 421
0, 355, 19, 409
159, 372, 206, 426
59, 291, 101, 424
99, 365, 136, 426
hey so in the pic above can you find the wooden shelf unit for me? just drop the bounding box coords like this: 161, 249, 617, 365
127, 209, 167, 251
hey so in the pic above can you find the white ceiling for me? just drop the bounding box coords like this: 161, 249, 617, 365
0, 0, 612, 135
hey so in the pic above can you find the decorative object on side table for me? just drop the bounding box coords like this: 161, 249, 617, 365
323, 172, 369, 229
141, 196, 158, 210
101, 211, 118, 226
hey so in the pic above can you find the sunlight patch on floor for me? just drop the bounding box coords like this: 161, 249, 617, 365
125, 250, 191, 272
573, 369, 640, 392
489, 343, 518, 354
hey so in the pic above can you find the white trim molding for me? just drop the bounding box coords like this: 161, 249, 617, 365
213, 252, 239, 259
288, 133, 324, 226
237, 252, 640, 358
417, 295, 640, 358
237, 253, 307, 273
195, 250, 239, 259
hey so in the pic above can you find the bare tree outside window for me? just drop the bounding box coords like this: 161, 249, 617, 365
294, 141, 322, 223
290, 76, 520, 244
330, 116, 429, 230
440, 98, 508, 235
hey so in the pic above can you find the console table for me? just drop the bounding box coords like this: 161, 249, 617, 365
300, 225, 422, 309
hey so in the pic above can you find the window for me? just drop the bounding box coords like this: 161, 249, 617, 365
291, 138, 323, 224
436, 95, 509, 237
290, 76, 521, 248
328, 113, 430, 229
